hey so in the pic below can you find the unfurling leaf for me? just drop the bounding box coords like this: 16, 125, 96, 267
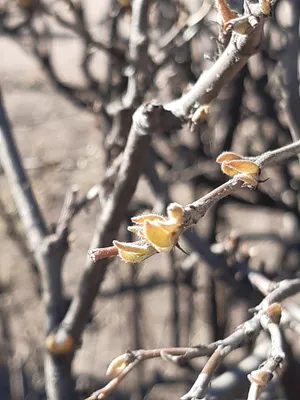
259, 0, 273, 15
215, 0, 239, 25
117, 250, 148, 263
113, 240, 155, 263
143, 221, 176, 252
217, 152, 260, 188
224, 17, 251, 34
114, 203, 184, 263
106, 354, 129, 376
131, 214, 165, 224
166, 203, 184, 224
127, 225, 144, 236
216, 152, 243, 163
221, 160, 259, 177
191, 105, 210, 124
113, 241, 150, 254
226, 160, 259, 174
248, 369, 272, 387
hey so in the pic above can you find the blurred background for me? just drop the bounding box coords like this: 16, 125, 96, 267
1, 0, 300, 399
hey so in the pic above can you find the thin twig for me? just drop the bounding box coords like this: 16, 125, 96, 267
38, 0, 125, 62
94, 277, 300, 399
166, 3, 266, 117
181, 346, 231, 400
247, 306, 285, 400
56, 104, 180, 344
180, 140, 300, 231
91, 139, 300, 265
159, 0, 212, 49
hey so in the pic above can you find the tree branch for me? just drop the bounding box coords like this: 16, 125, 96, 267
0, 91, 76, 399
89, 276, 300, 399
56, 104, 180, 344
166, 5, 265, 118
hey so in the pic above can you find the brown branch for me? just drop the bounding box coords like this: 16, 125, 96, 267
247, 306, 284, 400
38, 0, 125, 62
92, 138, 300, 294
158, 0, 212, 49
255, 140, 300, 168
56, 184, 100, 238
0, 194, 38, 276
56, 103, 180, 344
122, 0, 153, 108
3, 2, 279, 398
88, 246, 118, 262
92, 139, 300, 267
181, 346, 231, 400
166, 3, 266, 118
87, 359, 141, 400
144, 154, 257, 300
0, 91, 77, 399
208, 340, 269, 399
278, 0, 300, 146
92, 276, 300, 399
29, 22, 104, 111
249, 271, 300, 333
182, 140, 300, 229
0, 91, 47, 249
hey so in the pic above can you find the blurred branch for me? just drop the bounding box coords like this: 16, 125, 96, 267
278, 0, 300, 146
0, 195, 39, 277
38, 0, 125, 62
158, 0, 212, 49
0, 91, 47, 249
211, 66, 248, 155
0, 91, 97, 399
122, 0, 153, 107
56, 184, 100, 238
183, 140, 300, 228
29, 22, 105, 111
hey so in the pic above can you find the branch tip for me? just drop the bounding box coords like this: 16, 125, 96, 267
88, 246, 118, 262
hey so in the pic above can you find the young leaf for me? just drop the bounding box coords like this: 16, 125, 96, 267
216, 152, 243, 163
131, 214, 165, 225
143, 220, 175, 252
221, 160, 259, 178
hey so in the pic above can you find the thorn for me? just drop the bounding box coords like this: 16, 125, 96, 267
176, 242, 189, 255
258, 177, 270, 184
